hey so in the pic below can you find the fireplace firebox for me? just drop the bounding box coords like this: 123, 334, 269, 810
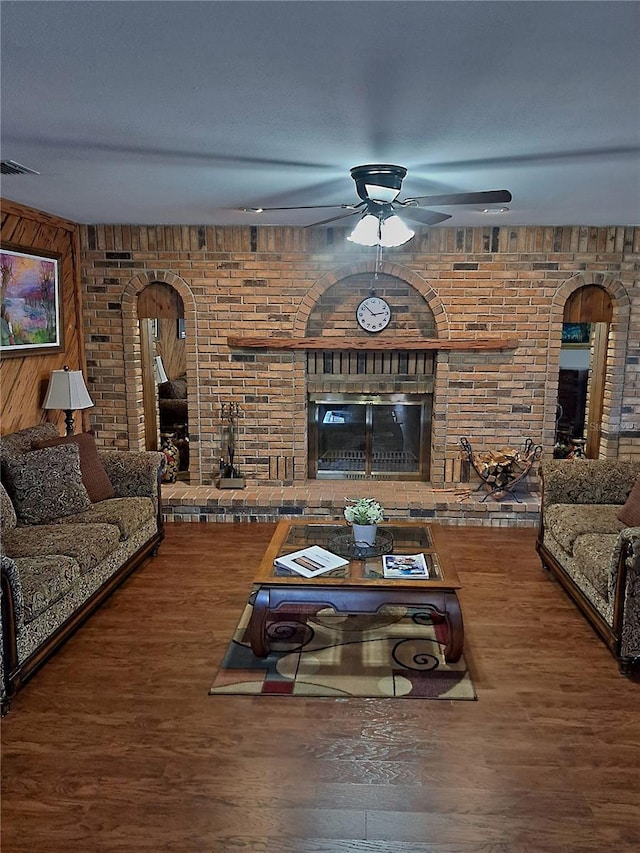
308, 394, 431, 480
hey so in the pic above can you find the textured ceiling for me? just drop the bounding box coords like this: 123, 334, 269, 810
1, 1, 639, 228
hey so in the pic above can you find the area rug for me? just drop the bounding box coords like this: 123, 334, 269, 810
209, 597, 476, 699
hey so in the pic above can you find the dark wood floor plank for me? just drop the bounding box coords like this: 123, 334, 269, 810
2, 523, 639, 853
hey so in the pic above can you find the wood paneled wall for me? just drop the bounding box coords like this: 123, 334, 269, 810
156, 319, 186, 380
564, 284, 613, 322
0, 198, 85, 435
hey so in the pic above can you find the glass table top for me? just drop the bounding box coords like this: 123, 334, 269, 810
268, 522, 444, 583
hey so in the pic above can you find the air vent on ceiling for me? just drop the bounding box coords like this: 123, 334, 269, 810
1, 160, 40, 176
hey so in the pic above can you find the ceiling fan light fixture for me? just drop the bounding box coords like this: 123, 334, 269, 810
379, 215, 415, 247
364, 183, 399, 203
346, 213, 381, 246
350, 164, 407, 204
347, 211, 415, 248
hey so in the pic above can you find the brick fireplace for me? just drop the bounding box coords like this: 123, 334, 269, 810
306, 340, 434, 481
80, 224, 640, 487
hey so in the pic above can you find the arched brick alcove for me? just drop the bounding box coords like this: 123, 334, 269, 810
293, 259, 449, 336
121, 270, 201, 481
544, 272, 630, 457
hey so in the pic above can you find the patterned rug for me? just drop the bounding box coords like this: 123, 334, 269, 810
209, 597, 476, 700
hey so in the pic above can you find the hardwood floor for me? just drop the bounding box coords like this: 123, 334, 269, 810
2, 523, 639, 853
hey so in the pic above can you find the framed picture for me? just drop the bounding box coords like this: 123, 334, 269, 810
562, 322, 591, 345
0, 244, 63, 357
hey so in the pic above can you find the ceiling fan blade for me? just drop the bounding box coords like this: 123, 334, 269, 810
304, 210, 362, 228
407, 189, 512, 206
241, 202, 360, 212
414, 146, 640, 172
396, 208, 452, 226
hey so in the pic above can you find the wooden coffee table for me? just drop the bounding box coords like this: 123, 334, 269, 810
249, 521, 464, 662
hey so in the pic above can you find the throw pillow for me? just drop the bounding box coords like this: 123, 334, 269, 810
33, 432, 115, 503
2, 443, 92, 525
618, 476, 640, 527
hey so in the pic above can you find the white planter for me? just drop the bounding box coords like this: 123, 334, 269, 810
352, 523, 378, 546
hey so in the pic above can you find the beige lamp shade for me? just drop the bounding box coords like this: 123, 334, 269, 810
154, 355, 168, 384
43, 368, 94, 435
43, 369, 94, 411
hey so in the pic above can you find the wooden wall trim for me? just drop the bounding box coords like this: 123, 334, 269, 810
1, 197, 78, 233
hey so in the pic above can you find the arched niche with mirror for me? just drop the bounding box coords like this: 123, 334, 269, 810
556, 285, 612, 459
137, 282, 189, 475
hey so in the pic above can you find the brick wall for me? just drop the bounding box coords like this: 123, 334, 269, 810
80, 225, 640, 485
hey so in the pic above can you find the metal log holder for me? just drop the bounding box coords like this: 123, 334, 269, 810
459, 436, 542, 503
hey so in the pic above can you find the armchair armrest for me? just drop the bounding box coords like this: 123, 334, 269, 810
618, 528, 640, 661
98, 450, 164, 502
1, 555, 23, 701
1, 555, 24, 630
540, 460, 640, 509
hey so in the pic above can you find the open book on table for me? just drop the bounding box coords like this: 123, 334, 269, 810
274, 545, 349, 578
382, 553, 429, 579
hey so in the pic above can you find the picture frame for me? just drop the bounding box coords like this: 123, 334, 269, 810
0, 243, 63, 357
561, 322, 591, 345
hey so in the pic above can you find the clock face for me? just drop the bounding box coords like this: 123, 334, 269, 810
356, 296, 392, 333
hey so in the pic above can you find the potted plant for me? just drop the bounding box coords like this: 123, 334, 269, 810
343, 497, 384, 545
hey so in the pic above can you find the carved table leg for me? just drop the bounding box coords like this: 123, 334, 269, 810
442, 591, 464, 663
249, 586, 271, 658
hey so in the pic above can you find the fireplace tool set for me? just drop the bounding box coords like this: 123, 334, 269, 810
217, 402, 246, 489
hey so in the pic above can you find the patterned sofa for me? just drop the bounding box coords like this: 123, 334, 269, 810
0, 424, 164, 712
536, 459, 640, 674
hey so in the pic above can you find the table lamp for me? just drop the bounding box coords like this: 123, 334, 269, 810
43, 366, 94, 435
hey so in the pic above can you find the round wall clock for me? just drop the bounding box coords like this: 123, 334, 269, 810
356, 296, 392, 333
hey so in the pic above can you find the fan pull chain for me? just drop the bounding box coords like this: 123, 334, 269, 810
375, 242, 383, 278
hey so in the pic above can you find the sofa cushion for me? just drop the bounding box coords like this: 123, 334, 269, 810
0, 423, 60, 464
2, 443, 92, 525
33, 433, 115, 503
618, 476, 640, 527
545, 503, 625, 554
572, 534, 619, 601
541, 459, 640, 507
0, 481, 17, 533
2, 522, 121, 574
51, 496, 155, 541
12, 555, 82, 623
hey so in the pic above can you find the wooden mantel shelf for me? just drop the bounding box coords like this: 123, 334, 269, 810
227, 336, 519, 352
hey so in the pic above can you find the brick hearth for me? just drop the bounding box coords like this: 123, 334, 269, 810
161, 480, 540, 527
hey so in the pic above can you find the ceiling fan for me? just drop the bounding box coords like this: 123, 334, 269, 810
242, 164, 512, 246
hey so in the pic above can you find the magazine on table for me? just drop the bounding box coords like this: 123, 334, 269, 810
382, 552, 429, 579
274, 545, 349, 578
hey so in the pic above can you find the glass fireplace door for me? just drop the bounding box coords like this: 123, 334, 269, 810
371, 404, 422, 475
310, 396, 429, 480
315, 403, 367, 476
